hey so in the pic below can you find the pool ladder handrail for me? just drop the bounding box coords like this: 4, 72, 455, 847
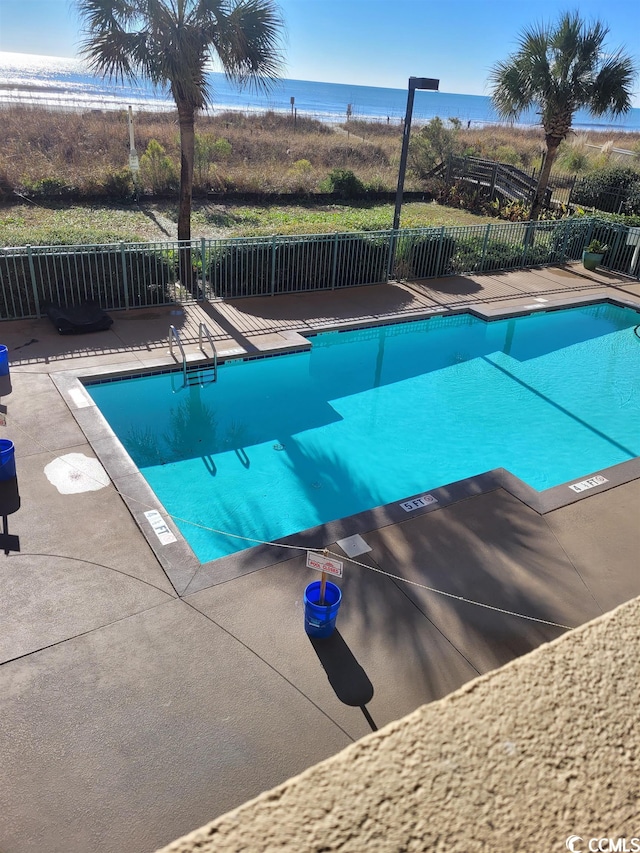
168, 323, 218, 387
198, 322, 218, 382
168, 325, 186, 379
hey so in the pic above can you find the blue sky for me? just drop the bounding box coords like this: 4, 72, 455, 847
0, 0, 638, 105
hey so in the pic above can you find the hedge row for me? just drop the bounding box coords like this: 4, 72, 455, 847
0, 249, 174, 319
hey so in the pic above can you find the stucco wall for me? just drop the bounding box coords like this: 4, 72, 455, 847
158, 596, 640, 853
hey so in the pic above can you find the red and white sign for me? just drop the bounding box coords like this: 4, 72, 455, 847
306, 551, 343, 577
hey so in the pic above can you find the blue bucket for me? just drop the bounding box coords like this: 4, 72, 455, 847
304, 580, 342, 638
0, 345, 8, 377
0, 439, 16, 480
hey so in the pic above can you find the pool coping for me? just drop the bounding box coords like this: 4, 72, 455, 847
51, 294, 640, 597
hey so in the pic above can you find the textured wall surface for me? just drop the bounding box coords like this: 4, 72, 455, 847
157, 596, 640, 853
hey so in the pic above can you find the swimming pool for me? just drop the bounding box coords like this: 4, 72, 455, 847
87, 302, 640, 562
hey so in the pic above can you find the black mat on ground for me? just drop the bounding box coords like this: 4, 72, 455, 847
45, 302, 114, 335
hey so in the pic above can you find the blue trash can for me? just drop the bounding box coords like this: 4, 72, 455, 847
0, 439, 16, 480
304, 580, 342, 638
0, 345, 8, 377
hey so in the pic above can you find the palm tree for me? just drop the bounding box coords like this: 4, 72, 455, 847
489, 12, 637, 221
77, 0, 284, 281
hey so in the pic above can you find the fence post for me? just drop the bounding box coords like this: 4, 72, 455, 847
200, 237, 206, 299
331, 232, 339, 289
607, 224, 625, 272
388, 228, 401, 282
584, 218, 595, 254
119, 242, 130, 310
434, 225, 445, 276
26, 245, 41, 319
480, 223, 492, 271
270, 235, 277, 296
522, 221, 534, 266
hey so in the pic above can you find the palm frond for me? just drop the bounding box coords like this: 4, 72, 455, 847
590, 51, 637, 116
215, 0, 284, 92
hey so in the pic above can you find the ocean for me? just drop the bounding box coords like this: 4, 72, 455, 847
1, 51, 639, 133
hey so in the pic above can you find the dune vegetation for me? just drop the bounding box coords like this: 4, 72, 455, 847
0, 105, 639, 245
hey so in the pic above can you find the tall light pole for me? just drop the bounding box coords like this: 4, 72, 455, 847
392, 77, 439, 232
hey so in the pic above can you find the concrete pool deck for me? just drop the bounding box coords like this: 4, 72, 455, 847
0, 263, 639, 853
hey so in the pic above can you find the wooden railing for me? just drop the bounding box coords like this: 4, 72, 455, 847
444, 156, 552, 207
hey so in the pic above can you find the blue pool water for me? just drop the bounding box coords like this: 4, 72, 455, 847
88, 303, 640, 562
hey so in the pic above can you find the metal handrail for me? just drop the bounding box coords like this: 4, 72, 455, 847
198, 322, 218, 382
168, 324, 187, 384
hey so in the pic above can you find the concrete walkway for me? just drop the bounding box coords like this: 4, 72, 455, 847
0, 265, 639, 853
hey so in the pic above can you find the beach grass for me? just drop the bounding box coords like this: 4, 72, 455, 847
0, 105, 639, 246
1, 105, 638, 204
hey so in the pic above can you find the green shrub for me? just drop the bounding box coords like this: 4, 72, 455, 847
549, 218, 592, 260
334, 235, 389, 286
493, 145, 521, 166
576, 211, 640, 228
140, 139, 178, 194
397, 233, 457, 278
22, 177, 77, 199
209, 241, 273, 297
194, 134, 232, 189
101, 168, 135, 199
409, 117, 463, 180
209, 234, 389, 297
285, 159, 316, 194
320, 168, 366, 198
452, 237, 550, 273
364, 175, 390, 193
0, 247, 174, 319
572, 167, 640, 214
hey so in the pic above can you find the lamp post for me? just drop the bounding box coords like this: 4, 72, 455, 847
392, 77, 439, 232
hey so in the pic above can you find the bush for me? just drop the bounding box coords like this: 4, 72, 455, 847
549, 218, 592, 260
572, 167, 640, 214
0, 247, 174, 319
209, 234, 389, 297
493, 145, 521, 166
320, 168, 366, 199
409, 117, 463, 180
576, 210, 640, 228
334, 235, 389, 287
209, 241, 274, 297
452, 237, 550, 273
140, 139, 178, 194
22, 177, 77, 199
101, 168, 135, 199
396, 233, 457, 278
194, 134, 232, 189
285, 159, 316, 194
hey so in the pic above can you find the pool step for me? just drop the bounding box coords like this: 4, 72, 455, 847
184, 362, 217, 386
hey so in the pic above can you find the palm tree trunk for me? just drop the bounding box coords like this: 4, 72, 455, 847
530, 139, 560, 221
177, 101, 195, 290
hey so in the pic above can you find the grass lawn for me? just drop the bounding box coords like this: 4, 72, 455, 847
0, 199, 494, 246
190, 201, 495, 236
